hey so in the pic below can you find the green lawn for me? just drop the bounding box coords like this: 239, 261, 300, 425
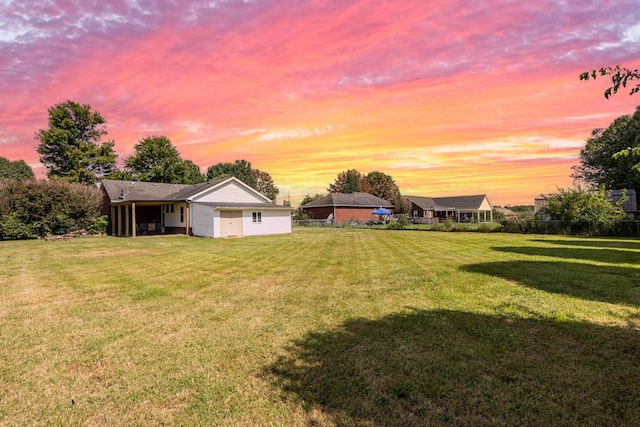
1, 229, 639, 426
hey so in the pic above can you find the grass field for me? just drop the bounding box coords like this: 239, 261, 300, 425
1, 228, 640, 426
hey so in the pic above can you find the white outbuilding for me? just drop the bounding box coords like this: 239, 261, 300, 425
101, 177, 292, 238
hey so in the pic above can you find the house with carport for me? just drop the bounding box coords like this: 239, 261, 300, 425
404, 194, 494, 223
100, 177, 292, 238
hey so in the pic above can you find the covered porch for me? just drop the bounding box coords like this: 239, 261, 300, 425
109, 201, 191, 237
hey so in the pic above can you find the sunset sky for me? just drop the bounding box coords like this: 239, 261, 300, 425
1, 0, 639, 206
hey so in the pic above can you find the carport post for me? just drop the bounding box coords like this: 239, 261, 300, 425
132, 203, 136, 238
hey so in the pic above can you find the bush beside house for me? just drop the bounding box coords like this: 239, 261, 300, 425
0, 179, 106, 240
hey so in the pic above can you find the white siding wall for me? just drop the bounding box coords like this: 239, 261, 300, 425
191, 204, 215, 237
164, 203, 187, 228
212, 211, 222, 238
193, 181, 267, 203
242, 210, 291, 237
188, 180, 291, 238
190, 206, 290, 238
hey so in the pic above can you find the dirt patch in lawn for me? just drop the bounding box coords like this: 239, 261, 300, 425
62, 249, 158, 258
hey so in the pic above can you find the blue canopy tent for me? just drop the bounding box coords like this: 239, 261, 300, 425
371, 207, 391, 225
372, 207, 391, 215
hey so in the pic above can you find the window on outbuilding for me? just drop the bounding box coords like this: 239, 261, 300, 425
252, 212, 262, 223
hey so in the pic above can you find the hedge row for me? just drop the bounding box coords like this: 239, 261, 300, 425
0, 179, 107, 240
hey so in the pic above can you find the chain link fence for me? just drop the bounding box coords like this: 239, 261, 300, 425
501, 220, 640, 237
293, 218, 640, 237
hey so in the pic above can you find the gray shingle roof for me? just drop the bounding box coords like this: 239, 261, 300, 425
431, 195, 489, 210
101, 178, 228, 202
405, 194, 490, 210
302, 192, 393, 208
403, 195, 449, 211
168, 178, 229, 200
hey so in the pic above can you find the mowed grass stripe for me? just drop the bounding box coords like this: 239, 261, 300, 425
1, 229, 639, 425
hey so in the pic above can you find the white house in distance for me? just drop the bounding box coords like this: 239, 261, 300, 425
100, 177, 293, 238
403, 195, 494, 223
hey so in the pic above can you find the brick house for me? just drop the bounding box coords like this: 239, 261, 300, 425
301, 193, 393, 224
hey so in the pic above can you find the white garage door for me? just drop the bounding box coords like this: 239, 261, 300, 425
220, 211, 243, 237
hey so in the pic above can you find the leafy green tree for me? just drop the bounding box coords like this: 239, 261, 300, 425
328, 169, 370, 194
538, 186, 627, 234
253, 169, 279, 201
580, 65, 640, 99
206, 159, 257, 188
581, 66, 640, 173
365, 171, 401, 204
206, 160, 282, 200
125, 135, 180, 182
35, 100, 117, 184
300, 193, 324, 206
0, 157, 34, 180
105, 169, 133, 181
178, 160, 207, 185
571, 107, 640, 194
205, 162, 234, 180
125, 136, 205, 184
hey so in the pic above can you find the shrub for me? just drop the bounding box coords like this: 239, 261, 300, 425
478, 223, 500, 233
0, 179, 104, 239
0, 213, 38, 240
538, 186, 627, 235
387, 215, 409, 230
501, 219, 535, 234
88, 215, 109, 235
386, 222, 404, 230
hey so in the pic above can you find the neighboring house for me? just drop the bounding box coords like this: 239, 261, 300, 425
100, 177, 292, 238
404, 195, 494, 223
301, 192, 393, 224
495, 207, 518, 220
534, 197, 548, 214
611, 189, 638, 217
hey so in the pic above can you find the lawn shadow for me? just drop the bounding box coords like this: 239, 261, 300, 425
463, 260, 640, 307
264, 309, 640, 427
530, 238, 640, 250
492, 246, 640, 264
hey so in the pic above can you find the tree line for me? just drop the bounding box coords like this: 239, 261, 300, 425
34, 100, 280, 201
